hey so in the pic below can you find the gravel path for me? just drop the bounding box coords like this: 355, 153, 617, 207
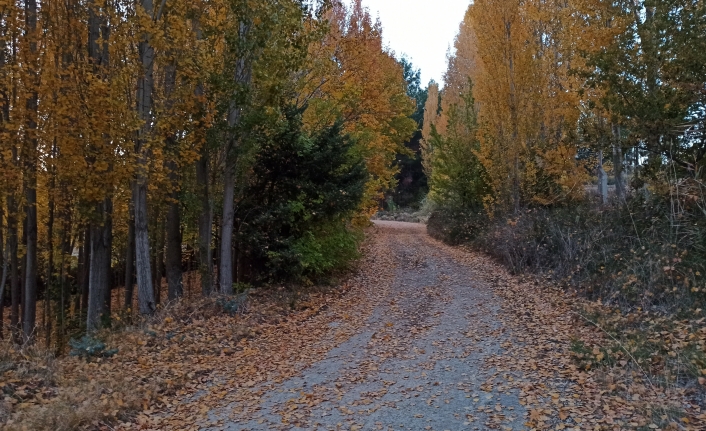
207, 221, 528, 430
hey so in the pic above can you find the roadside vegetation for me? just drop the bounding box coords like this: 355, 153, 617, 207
423, 0, 706, 414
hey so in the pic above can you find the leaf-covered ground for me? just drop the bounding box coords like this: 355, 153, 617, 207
4, 221, 705, 430
126, 221, 706, 430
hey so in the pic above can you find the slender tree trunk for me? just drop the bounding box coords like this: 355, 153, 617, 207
9, 191, 19, 341
163, 54, 183, 301
87, 199, 112, 331
45, 167, 55, 347
152, 214, 164, 305
598, 150, 608, 204
80, 227, 91, 314
0, 0, 11, 342
134, 0, 156, 315
196, 154, 212, 296
192, 16, 212, 297
0, 18, 4, 338
219, 163, 236, 295
133, 179, 154, 314
57, 204, 71, 353
0, 203, 4, 339
219, 22, 252, 295
612, 124, 625, 200
21, 0, 39, 342
166, 182, 182, 300
86, 1, 113, 331
124, 212, 135, 309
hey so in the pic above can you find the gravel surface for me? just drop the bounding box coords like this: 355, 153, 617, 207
208, 221, 528, 430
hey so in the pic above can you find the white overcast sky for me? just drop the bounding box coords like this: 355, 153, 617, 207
351, 0, 471, 86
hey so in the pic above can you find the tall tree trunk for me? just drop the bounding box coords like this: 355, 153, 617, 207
80, 227, 91, 314
163, 54, 182, 301
196, 154, 212, 296
598, 150, 608, 204
22, 0, 39, 342
124, 212, 135, 309
165, 180, 182, 300
219, 164, 235, 295
9, 190, 19, 341
0, 0, 12, 342
0, 202, 4, 339
152, 214, 164, 305
134, 0, 156, 315
219, 22, 252, 295
44, 164, 55, 347
57, 203, 71, 353
612, 124, 625, 200
0, 9, 5, 340
87, 199, 112, 331
86, 0, 113, 331
193, 17, 212, 297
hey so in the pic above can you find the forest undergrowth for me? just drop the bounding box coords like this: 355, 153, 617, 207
428, 185, 706, 414
0, 279, 352, 429
0, 229, 395, 430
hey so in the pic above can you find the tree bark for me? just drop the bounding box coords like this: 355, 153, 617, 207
133, 179, 155, 315
87, 199, 113, 331
22, 0, 39, 342
163, 51, 183, 301
219, 21, 252, 295
153, 214, 164, 305
193, 15, 212, 297
124, 213, 135, 309
134, 0, 156, 315
196, 153, 212, 296
80, 227, 91, 314
44, 163, 55, 346
0, 203, 4, 339
166, 180, 182, 300
8, 191, 18, 341
597, 150, 608, 204
219, 164, 236, 295
86, 0, 113, 331
612, 124, 625, 200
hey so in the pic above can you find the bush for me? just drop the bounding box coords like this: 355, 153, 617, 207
234, 105, 367, 283
427, 207, 488, 245
217, 291, 249, 316
68, 336, 118, 361
292, 222, 362, 277
431, 188, 706, 312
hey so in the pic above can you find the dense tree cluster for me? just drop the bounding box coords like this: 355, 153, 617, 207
424, 0, 706, 313
424, 0, 706, 212
0, 0, 415, 344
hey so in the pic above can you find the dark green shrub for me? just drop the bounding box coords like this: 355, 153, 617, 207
69, 336, 118, 360
292, 222, 363, 276
217, 292, 249, 316
234, 106, 367, 282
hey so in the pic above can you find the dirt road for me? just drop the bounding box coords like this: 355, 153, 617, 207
150, 221, 695, 431
200, 220, 526, 430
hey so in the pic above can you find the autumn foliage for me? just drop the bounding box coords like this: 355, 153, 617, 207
0, 0, 415, 345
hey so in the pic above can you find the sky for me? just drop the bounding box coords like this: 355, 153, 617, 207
352, 0, 471, 86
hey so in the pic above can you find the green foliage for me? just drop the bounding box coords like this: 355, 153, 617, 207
584, 0, 706, 177
292, 222, 363, 276
389, 57, 428, 209
235, 105, 367, 282
428, 81, 489, 210
217, 292, 249, 316
68, 336, 118, 361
